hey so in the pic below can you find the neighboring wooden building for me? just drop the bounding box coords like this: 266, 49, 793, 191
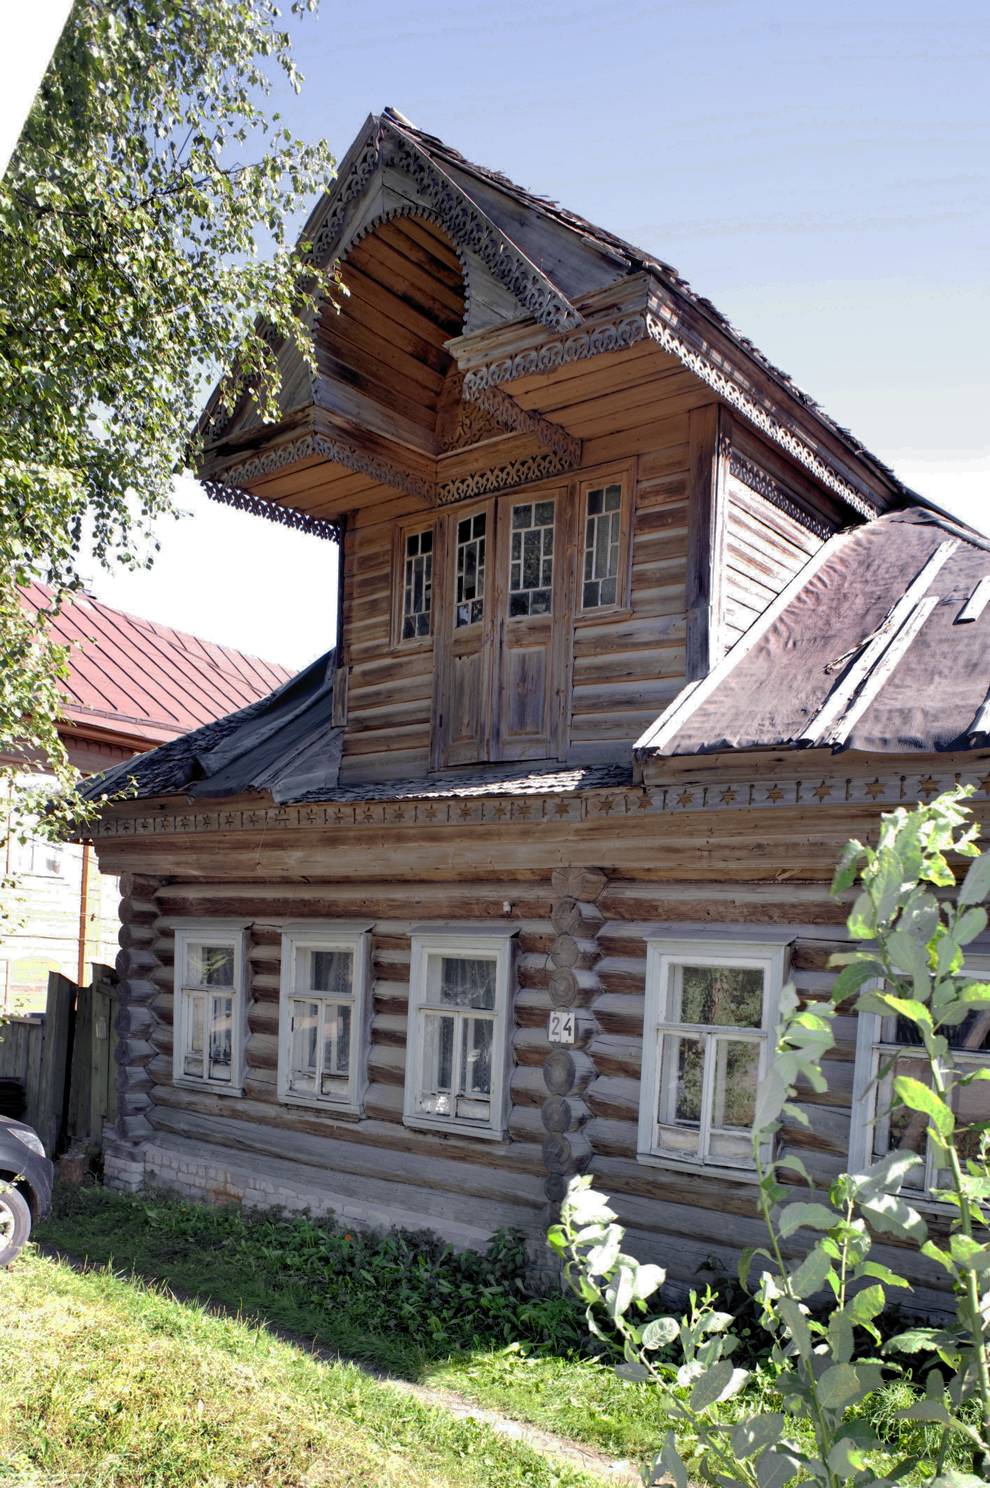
84, 111, 990, 1309
1, 586, 291, 1011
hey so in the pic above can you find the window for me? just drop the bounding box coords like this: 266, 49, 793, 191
173, 923, 248, 1094
454, 511, 486, 627
578, 472, 631, 613
400, 527, 433, 640
508, 499, 555, 617
277, 923, 371, 1113
850, 957, 990, 1198
639, 937, 789, 1172
405, 928, 515, 1139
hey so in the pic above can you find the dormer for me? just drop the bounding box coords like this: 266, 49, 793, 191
195, 109, 920, 786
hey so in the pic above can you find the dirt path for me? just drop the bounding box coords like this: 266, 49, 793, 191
37, 1243, 642, 1484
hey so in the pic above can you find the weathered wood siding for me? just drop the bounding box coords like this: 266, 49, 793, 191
99, 750, 990, 1310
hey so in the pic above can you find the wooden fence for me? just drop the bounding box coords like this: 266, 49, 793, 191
0, 964, 117, 1155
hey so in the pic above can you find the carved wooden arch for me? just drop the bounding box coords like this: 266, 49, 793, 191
335, 204, 472, 334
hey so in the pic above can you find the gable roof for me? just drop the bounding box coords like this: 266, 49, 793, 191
636, 508, 990, 761
199, 107, 935, 530
22, 583, 294, 750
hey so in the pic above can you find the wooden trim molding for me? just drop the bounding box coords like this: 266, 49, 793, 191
685, 406, 728, 680
200, 479, 342, 542
90, 764, 990, 843
459, 292, 882, 523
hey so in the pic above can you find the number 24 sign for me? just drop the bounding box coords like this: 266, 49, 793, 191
548, 1009, 576, 1045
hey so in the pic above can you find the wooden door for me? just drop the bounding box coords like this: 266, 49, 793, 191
433, 501, 494, 768
492, 489, 569, 762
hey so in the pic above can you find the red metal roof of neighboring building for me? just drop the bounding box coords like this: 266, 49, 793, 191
21, 583, 295, 749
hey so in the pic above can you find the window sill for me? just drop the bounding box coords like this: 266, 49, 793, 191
389, 636, 434, 656
173, 1077, 244, 1098
636, 1150, 761, 1184
404, 1114, 507, 1142
277, 1091, 363, 1120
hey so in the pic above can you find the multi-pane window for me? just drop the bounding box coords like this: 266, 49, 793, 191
405, 929, 515, 1138
508, 500, 555, 617
639, 938, 788, 1171
850, 958, 990, 1197
401, 528, 433, 640
455, 512, 486, 627
173, 924, 247, 1094
277, 925, 370, 1113
582, 483, 622, 609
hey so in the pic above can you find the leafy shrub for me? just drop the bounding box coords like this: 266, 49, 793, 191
550, 789, 990, 1487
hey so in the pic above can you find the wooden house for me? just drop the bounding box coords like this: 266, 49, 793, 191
1, 586, 290, 1011
85, 110, 990, 1309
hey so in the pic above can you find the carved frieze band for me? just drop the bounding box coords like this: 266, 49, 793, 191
461, 308, 881, 522
436, 449, 579, 507
92, 768, 990, 842
206, 431, 435, 509
728, 452, 835, 542
200, 480, 341, 543
462, 383, 582, 466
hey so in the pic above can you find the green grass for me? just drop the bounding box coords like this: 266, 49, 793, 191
0, 1250, 600, 1488
35, 1184, 971, 1483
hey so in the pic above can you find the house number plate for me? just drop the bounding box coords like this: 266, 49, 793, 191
548, 1009, 576, 1045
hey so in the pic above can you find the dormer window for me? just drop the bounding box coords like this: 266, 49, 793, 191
579, 474, 630, 612
455, 511, 487, 627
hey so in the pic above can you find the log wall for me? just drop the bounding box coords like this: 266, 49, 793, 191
98, 753, 990, 1310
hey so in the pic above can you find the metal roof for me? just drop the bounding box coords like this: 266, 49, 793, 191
22, 583, 294, 748
637, 508, 990, 760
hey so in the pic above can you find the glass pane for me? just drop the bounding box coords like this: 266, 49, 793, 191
290, 999, 320, 1093
710, 1039, 759, 1130
534, 500, 555, 526
455, 513, 486, 628
436, 956, 497, 1010
183, 992, 205, 1077
188, 943, 234, 987
419, 1012, 455, 1115
462, 1016, 493, 1095
672, 964, 764, 1029
310, 949, 352, 996
512, 503, 531, 530
658, 1034, 704, 1131
321, 1002, 352, 1095
209, 994, 233, 1081
878, 1053, 930, 1161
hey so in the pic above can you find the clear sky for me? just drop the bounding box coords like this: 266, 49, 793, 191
84, 0, 989, 669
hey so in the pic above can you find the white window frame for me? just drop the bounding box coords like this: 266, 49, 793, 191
277, 922, 372, 1114
172, 920, 250, 1096
849, 955, 990, 1201
638, 935, 791, 1176
404, 925, 516, 1140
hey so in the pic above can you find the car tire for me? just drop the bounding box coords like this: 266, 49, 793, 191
0, 1184, 31, 1267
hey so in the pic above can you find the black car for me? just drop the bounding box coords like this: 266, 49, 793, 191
0, 1115, 54, 1266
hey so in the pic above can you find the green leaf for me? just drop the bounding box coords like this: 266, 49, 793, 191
613, 1360, 649, 1382
790, 1246, 833, 1299
756, 1450, 803, 1488
817, 1362, 863, 1409
689, 1359, 748, 1410
631, 1263, 665, 1301
959, 852, 990, 907
641, 1316, 680, 1350
777, 1202, 838, 1238
659, 1433, 688, 1488
893, 1075, 955, 1136
856, 1261, 910, 1289
848, 1283, 886, 1325
859, 1191, 928, 1242
731, 1413, 785, 1459
777, 1297, 813, 1357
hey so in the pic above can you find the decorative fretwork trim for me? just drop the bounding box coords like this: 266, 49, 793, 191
461, 306, 881, 521
437, 449, 580, 506
90, 767, 990, 842
200, 481, 341, 542
210, 431, 436, 507
301, 119, 580, 334
728, 452, 835, 542
463, 383, 582, 466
